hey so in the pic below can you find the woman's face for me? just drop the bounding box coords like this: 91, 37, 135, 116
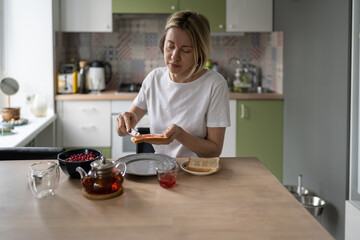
164, 27, 195, 81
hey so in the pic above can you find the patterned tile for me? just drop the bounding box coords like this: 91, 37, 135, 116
131, 19, 146, 33
145, 46, 160, 60
145, 59, 165, 75
90, 46, 105, 61
91, 33, 104, 46
104, 46, 118, 60
131, 59, 145, 73
103, 32, 119, 46
145, 33, 158, 46
131, 72, 146, 83
78, 46, 91, 60
144, 18, 165, 33
78, 33, 90, 46
132, 45, 146, 59
59, 18, 283, 93
132, 32, 145, 46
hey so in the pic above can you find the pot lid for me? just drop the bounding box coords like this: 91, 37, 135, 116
91, 156, 114, 171
89, 60, 105, 68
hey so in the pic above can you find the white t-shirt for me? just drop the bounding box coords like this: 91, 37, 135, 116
133, 67, 230, 158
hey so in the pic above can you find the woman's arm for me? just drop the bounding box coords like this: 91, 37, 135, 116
162, 125, 226, 158
116, 103, 147, 136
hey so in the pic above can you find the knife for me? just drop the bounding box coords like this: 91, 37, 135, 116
130, 128, 140, 137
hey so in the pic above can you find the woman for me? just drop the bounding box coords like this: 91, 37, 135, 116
116, 10, 230, 158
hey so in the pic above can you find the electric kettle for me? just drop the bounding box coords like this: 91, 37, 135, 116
88, 60, 112, 92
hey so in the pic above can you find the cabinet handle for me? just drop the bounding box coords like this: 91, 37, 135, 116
81, 108, 97, 112
219, 24, 224, 29
80, 125, 96, 130
171, 5, 175, 10
241, 104, 245, 119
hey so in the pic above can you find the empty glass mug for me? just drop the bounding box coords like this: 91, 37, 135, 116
28, 161, 60, 198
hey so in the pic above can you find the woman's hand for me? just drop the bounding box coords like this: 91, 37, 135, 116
116, 104, 147, 137
145, 123, 226, 157
162, 124, 182, 143
116, 111, 137, 136
142, 124, 182, 145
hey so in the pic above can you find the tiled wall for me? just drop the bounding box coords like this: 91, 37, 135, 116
58, 15, 283, 93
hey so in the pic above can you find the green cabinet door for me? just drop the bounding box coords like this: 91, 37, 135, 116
236, 100, 283, 181
113, 0, 178, 14
179, 0, 226, 32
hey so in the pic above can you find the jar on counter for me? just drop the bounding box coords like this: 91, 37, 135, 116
31, 94, 47, 117
78, 61, 88, 94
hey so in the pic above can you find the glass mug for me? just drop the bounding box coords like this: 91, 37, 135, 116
28, 161, 60, 199
156, 162, 179, 188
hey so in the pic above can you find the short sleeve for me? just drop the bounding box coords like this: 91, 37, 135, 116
133, 72, 152, 111
206, 79, 230, 128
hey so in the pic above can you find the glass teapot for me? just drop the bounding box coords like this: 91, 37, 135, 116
76, 156, 126, 195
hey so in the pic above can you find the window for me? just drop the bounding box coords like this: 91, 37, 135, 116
0, 0, 3, 109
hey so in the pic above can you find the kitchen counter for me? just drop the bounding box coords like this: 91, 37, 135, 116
55, 91, 284, 101
0, 113, 56, 147
0, 157, 332, 240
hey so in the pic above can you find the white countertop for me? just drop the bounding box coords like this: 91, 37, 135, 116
0, 113, 57, 147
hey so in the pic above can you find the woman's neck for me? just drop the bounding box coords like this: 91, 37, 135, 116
169, 69, 207, 83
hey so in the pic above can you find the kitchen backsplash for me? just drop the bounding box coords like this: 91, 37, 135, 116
57, 15, 283, 93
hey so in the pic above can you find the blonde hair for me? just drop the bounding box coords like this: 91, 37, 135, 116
159, 11, 211, 79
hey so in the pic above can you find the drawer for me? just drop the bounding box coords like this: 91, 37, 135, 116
61, 101, 111, 147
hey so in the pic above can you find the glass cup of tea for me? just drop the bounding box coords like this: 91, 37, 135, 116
156, 162, 179, 188
28, 161, 60, 199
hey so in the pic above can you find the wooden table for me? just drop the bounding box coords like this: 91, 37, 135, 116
0, 157, 332, 240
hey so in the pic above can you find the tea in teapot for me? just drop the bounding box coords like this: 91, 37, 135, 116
76, 156, 126, 196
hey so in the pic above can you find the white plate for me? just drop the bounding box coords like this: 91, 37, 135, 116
118, 153, 177, 176
180, 160, 220, 176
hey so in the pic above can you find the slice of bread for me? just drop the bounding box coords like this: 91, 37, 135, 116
186, 157, 220, 172
131, 134, 168, 144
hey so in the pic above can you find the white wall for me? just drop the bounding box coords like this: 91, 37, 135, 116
345, 201, 360, 240
1, 0, 55, 114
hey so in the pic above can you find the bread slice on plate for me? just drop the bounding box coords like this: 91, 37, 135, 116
186, 157, 220, 172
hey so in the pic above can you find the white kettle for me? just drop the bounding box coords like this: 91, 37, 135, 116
88, 60, 112, 92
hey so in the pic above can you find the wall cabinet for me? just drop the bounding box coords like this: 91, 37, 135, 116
112, 0, 225, 32
226, 0, 273, 32
113, 0, 178, 14
236, 100, 283, 180
56, 100, 111, 157
60, 0, 112, 32
179, 0, 226, 32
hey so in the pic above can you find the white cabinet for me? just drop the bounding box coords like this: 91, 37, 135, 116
221, 100, 236, 157
226, 0, 273, 32
60, 0, 112, 32
111, 100, 150, 158
57, 100, 111, 147
111, 100, 135, 158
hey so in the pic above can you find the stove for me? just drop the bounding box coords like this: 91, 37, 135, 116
117, 83, 142, 92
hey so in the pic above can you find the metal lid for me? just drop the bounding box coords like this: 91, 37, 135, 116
89, 60, 105, 68
91, 156, 114, 172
